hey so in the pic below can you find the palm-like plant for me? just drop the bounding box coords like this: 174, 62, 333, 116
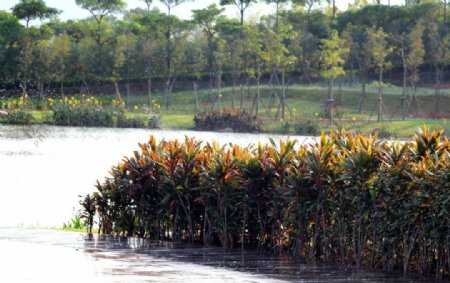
85, 131, 449, 279
79, 194, 96, 234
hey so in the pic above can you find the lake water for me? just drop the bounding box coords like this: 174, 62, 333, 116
0, 125, 315, 228
0, 125, 441, 282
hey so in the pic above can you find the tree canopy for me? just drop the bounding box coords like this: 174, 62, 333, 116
11, 0, 59, 27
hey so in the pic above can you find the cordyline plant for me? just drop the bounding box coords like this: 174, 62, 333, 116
83, 127, 450, 279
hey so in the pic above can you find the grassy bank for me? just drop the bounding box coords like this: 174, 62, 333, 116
2, 84, 450, 137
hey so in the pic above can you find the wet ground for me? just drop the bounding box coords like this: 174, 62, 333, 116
0, 228, 445, 283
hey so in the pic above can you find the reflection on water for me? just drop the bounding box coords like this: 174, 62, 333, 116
0, 125, 314, 228
0, 228, 438, 283
0, 228, 283, 283
0, 126, 443, 282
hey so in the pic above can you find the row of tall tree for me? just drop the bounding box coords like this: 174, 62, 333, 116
1, 0, 450, 120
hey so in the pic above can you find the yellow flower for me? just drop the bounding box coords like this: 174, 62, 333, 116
134, 105, 139, 110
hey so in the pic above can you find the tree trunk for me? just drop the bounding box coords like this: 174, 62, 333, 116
337, 80, 342, 105
60, 80, 64, 97
240, 82, 244, 109
307, 6, 312, 27
377, 66, 384, 122
21, 33, 32, 96
165, 79, 170, 109
349, 64, 353, 88
332, 0, 336, 19
217, 64, 222, 110
165, 20, 172, 109
411, 81, 417, 110
401, 40, 407, 121
281, 68, 286, 122
148, 73, 152, 106
327, 79, 334, 123
358, 74, 366, 114
445, 0, 447, 23
255, 62, 260, 119
435, 66, 441, 113
38, 79, 44, 100
194, 81, 199, 111
126, 78, 131, 104
275, 2, 279, 29
114, 81, 122, 101
232, 60, 237, 109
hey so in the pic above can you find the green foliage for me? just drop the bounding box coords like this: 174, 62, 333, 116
260, 22, 297, 70
115, 110, 160, 128
406, 21, 425, 84
0, 110, 33, 125
75, 0, 126, 17
148, 114, 161, 128
78, 194, 96, 234
116, 111, 147, 128
320, 30, 348, 80
371, 125, 393, 138
63, 216, 86, 230
12, 0, 60, 27
0, 12, 23, 85
281, 121, 291, 133
194, 109, 262, 132
2, 1, 450, 128
293, 119, 320, 135
365, 27, 393, 72
52, 97, 113, 127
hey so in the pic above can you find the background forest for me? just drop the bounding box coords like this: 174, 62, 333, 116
1, 0, 450, 133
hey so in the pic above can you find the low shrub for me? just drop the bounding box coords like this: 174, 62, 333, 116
115, 111, 160, 129
116, 111, 145, 128
53, 103, 113, 127
281, 121, 291, 133
0, 110, 33, 125
63, 216, 85, 230
148, 114, 161, 129
194, 109, 262, 132
117, 117, 147, 128
372, 126, 393, 138
294, 119, 320, 135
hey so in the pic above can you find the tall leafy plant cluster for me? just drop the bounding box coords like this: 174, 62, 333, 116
84, 128, 450, 278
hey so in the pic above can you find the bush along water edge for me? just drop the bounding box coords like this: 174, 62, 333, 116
82, 127, 449, 278
194, 109, 262, 132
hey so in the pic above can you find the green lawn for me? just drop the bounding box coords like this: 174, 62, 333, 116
5, 84, 450, 138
